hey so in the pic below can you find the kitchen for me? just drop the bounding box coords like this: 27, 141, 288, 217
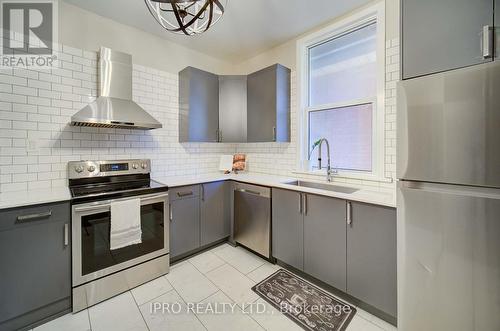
0, 0, 498, 331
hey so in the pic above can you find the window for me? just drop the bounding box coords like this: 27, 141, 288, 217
298, 3, 385, 179
309, 104, 372, 172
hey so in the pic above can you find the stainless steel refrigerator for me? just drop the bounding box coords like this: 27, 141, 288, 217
397, 61, 500, 331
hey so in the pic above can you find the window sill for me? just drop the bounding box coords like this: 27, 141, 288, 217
292, 169, 394, 184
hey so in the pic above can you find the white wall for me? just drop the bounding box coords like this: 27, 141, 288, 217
59, 2, 235, 75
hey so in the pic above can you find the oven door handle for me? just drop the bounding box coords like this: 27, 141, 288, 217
74, 193, 169, 213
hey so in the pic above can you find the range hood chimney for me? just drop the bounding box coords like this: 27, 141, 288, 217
70, 47, 162, 130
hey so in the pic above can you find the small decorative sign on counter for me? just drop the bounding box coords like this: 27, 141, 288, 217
232, 154, 246, 173
219, 154, 247, 174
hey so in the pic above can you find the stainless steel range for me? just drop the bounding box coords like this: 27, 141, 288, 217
68, 159, 169, 312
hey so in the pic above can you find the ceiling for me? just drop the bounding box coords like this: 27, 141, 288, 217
63, 0, 371, 63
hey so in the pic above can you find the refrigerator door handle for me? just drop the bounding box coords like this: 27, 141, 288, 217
399, 180, 500, 199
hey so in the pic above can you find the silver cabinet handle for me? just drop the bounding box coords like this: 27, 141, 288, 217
272, 126, 276, 142
482, 25, 494, 59
16, 211, 52, 223
298, 193, 303, 214
201, 184, 205, 201
64, 223, 69, 246
169, 203, 173, 222
177, 191, 193, 197
346, 201, 352, 226
303, 194, 308, 216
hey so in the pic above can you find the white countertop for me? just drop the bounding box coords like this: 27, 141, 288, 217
0, 187, 71, 210
154, 173, 396, 208
0, 172, 395, 210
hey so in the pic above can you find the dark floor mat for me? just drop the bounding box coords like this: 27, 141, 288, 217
252, 269, 356, 331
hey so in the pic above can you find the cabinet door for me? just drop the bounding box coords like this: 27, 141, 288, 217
179, 67, 219, 142
272, 188, 303, 270
219, 76, 247, 143
0, 202, 71, 330
402, 0, 493, 79
169, 196, 200, 258
303, 194, 347, 291
200, 181, 230, 246
347, 202, 397, 317
247, 64, 290, 142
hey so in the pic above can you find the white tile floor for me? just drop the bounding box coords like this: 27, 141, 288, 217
33, 244, 397, 331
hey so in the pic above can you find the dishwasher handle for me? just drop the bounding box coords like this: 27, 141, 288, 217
235, 188, 261, 196
233, 183, 271, 198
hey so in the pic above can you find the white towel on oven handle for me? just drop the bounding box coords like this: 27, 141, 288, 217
110, 198, 142, 250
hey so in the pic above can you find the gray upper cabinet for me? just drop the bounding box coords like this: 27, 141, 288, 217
402, 0, 494, 80
179, 67, 219, 142
179, 64, 290, 143
201, 181, 230, 246
272, 188, 303, 270
347, 202, 397, 317
169, 186, 201, 259
0, 202, 71, 331
247, 64, 290, 142
219, 76, 247, 143
303, 194, 347, 291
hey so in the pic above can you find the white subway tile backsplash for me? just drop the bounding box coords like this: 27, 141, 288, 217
0, 92, 27, 103
0, 45, 236, 192
0, 110, 26, 121
12, 103, 37, 113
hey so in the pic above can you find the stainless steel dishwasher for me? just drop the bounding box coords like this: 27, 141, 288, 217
233, 182, 271, 259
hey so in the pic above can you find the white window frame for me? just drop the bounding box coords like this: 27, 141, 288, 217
296, 2, 386, 182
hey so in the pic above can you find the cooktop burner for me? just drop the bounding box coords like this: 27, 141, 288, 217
68, 159, 168, 203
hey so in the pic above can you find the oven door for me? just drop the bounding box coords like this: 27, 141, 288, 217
72, 192, 169, 286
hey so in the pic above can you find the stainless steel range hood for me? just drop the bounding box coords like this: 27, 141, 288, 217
71, 47, 162, 130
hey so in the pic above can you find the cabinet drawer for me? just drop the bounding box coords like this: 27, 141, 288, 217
169, 185, 200, 201
0, 202, 69, 232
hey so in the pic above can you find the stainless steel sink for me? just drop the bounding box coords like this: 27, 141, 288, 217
284, 180, 359, 194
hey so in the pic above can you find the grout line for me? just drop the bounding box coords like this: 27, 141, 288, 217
170, 286, 209, 331
187, 251, 227, 274
130, 291, 151, 331
86, 308, 93, 331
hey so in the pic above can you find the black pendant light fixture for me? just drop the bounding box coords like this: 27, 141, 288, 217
145, 0, 227, 36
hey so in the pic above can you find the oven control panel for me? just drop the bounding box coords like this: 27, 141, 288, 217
68, 159, 151, 179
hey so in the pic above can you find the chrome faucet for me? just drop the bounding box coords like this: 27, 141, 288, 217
314, 138, 337, 182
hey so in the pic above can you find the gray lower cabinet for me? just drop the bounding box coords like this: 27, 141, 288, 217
402, 0, 493, 79
303, 194, 347, 291
169, 186, 201, 258
200, 181, 230, 246
346, 202, 397, 317
272, 188, 303, 270
0, 202, 71, 331
272, 188, 397, 318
